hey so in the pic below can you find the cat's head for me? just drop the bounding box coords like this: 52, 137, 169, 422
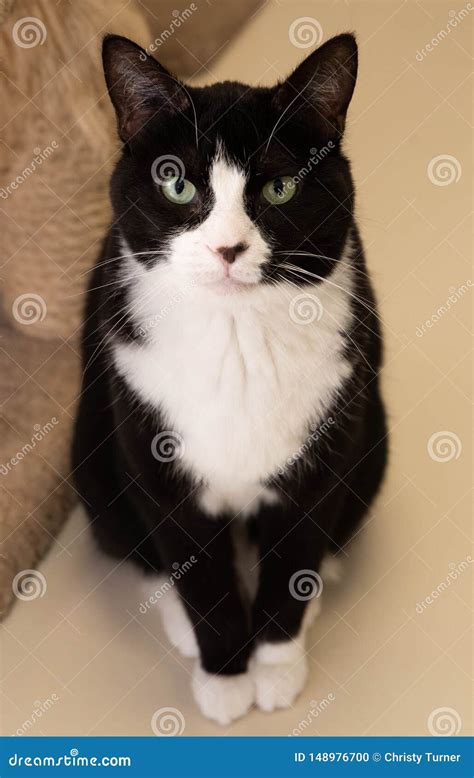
102, 33, 358, 294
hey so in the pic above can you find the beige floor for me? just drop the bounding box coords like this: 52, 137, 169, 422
2, 0, 472, 737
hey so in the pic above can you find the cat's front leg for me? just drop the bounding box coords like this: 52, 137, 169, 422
156, 512, 255, 725
251, 508, 327, 712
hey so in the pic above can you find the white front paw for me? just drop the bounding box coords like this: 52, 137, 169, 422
320, 554, 343, 584
192, 664, 255, 725
142, 576, 199, 658
161, 601, 199, 659
251, 641, 308, 712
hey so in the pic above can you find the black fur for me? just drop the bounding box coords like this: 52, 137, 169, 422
73, 34, 387, 677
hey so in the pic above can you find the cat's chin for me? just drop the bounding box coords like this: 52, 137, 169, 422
202, 277, 258, 296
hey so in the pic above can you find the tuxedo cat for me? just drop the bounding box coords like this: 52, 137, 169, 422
73, 32, 387, 725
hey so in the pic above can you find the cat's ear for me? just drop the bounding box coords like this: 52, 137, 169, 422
273, 33, 357, 140
102, 35, 189, 142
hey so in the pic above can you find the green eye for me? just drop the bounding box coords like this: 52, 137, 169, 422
262, 176, 297, 205
162, 176, 196, 204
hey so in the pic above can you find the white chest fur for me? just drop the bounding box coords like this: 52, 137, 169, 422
113, 253, 354, 517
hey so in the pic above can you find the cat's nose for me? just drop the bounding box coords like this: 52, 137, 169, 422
215, 242, 248, 264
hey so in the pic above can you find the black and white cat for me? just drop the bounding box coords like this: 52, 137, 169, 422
73, 33, 387, 725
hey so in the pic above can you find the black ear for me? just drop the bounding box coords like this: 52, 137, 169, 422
273, 33, 358, 140
102, 35, 189, 143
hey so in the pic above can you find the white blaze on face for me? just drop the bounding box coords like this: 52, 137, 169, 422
167, 154, 270, 287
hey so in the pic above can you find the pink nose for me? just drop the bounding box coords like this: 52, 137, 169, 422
214, 242, 248, 264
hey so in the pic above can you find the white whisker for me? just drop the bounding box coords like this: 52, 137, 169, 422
279, 262, 378, 318
275, 273, 373, 371
77, 249, 169, 278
